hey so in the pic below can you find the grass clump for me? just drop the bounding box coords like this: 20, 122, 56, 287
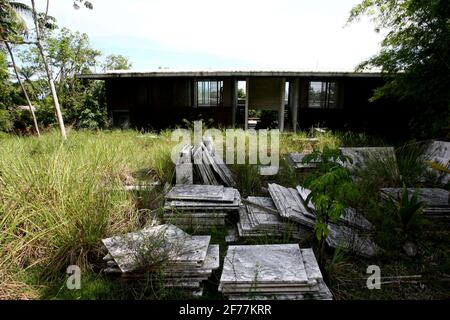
0, 130, 176, 298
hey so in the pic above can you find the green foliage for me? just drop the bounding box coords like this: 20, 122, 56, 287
16, 27, 114, 129
348, 0, 450, 137
396, 142, 438, 186
0, 51, 13, 132
234, 163, 261, 198
237, 88, 246, 98
383, 186, 425, 235
102, 54, 132, 71
302, 147, 359, 261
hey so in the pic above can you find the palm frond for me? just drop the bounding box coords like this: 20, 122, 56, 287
8, 1, 32, 16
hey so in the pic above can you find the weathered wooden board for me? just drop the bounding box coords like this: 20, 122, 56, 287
340, 147, 398, 173
326, 223, 378, 258
268, 183, 315, 228
220, 244, 309, 285
423, 140, 450, 184
381, 188, 449, 207
219, 244, 332, 300
175, 145, 193, 185
287, 153, 318, 169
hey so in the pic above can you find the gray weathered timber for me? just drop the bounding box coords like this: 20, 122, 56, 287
176, 145, 193, 185
164, 185, 240, 229
219, 244, 332, 300
326, 223, 378, 257
381, 187, 450, 217
287, 153, 318, 169
423, 141, 450, 184
166, 185, 235, 202
102, 225, 219, 296
296, 186, 372, 231
268, 183, 315, 227
340, 147, 398, 174
102, 224, 210, 273
381, 188, 449, 207
220, 244, 309, 285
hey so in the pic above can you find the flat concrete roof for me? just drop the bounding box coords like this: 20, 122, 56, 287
77, 69, 384, 80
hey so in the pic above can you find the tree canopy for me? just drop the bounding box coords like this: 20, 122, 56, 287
349, 0, 450, 137
102, 54, 132, 71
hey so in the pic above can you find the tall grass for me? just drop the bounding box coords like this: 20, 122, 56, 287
0, 130, 176, 298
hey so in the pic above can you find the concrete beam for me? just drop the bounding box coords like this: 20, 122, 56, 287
77, 70, 384, 80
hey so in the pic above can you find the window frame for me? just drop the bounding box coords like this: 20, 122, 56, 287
196, 80, 224, 107
307, 80, 337, 109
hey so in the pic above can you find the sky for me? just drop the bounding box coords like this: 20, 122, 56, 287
28, 0, 383, 71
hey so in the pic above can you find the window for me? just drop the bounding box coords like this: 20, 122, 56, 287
197, 80, 223, 107
308, 81, 337, 108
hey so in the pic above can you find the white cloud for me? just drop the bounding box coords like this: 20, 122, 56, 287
32, 0, 382, 70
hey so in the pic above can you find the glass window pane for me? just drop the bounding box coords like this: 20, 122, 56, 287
308, 81, 323, 108
197, 80, 223, 107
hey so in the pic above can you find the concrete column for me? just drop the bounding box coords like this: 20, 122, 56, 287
245, 77, 249, 130
292, 78, 300, 132
192, 78, 197, 108
278, 77, 286, 132
231, 78, 237, 127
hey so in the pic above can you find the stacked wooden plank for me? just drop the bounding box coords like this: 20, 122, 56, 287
297, 186, 373, 231
423, 141, 450, 184
237, 197, 310, 240
287, 152, 318, 169
268, 183, 316, 228
340, 147, 398, 174
326, 223, 378, 258
219, 244, 332, 300
102, 224, 219, 296
175, 137, 237, 187
381, 187, 450, 218
239, 183, 377, 257
175, 145, 193, 185
163, 185, 241, 229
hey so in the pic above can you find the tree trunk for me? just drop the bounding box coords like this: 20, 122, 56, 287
4, 41, 40, 136
30, 0, 67, 139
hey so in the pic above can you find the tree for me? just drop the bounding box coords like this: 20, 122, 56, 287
18, 27, 105, 128
102, 54, 132, 71
30, 0, 66, 139
0, 50, 13, 132
0, 0, 40, 135
348, 0, 450, 138
28, 0, 94, 139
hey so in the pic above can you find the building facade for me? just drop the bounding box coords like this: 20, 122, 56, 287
79, 70, 409, 134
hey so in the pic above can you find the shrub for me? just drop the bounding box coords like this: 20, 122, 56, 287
302, 147, 360, 263
0, 108, 13, 132
383, 186, 426, 236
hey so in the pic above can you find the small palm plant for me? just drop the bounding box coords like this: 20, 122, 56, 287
385, 186, 425, 234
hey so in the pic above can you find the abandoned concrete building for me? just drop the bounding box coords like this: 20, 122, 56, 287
79, 70, 409, 134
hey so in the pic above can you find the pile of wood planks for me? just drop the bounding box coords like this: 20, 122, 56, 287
176, 137, 237, 187
101, 224, 220, 297
235, 183, 377, 257
163, 184, 241, 230
381, 187, 450, 219
219, 244, 333, 300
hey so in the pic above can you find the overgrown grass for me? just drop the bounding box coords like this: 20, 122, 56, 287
0, 130, 176, 299
1, 128, 448, 300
